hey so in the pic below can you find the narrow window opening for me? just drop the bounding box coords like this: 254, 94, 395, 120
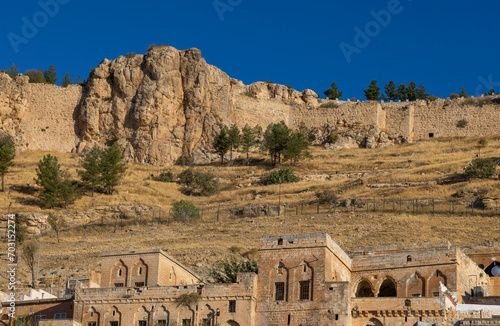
299, 281, 310, 300
277, 238, 283, 245
429, 133, 434, 138
287, 314, 291, 325
117, 268, 122, 277
229, 300, 236, 313
335, 314, 339, 320
407, 255, 412, 262
275, 282, 285, 301
138, 267, 143, 275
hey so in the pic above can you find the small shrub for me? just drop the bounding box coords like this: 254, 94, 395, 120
265, 167, 300, 185
463, 98, 476, 106
464, 158, 496, 179
319, 101, 339, 109
479, 138, 488, 147
242, 92, 257, 99
176, 293, 201, 306
450, 93, 459, 100
315, 189, 337, 204
265, 79, 273, 84
229, 246, 242, 253
326, 133, 338, 144
179, 168, 219, 196
153, 170, 174, 182
207, 258, 258, 283
125, 52, 136, 58
457, 119, 468, 128
427, 95, 439, 101
172, 200, 199, 221
242, 248, 258, 259
287, 84, 292, 89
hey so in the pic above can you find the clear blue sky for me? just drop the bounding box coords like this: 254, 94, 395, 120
1, 0, 499, 99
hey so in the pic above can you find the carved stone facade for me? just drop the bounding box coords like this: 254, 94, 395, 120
4, 234, 500, 325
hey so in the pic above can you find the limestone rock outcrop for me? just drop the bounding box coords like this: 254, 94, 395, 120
77, 46, 316, 165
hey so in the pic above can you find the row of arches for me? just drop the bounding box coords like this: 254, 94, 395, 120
82, 304, 241, 326
355, 270, 447, 298
109, 259, 149, 287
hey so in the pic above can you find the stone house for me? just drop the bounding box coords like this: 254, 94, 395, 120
3, 233, 500, 325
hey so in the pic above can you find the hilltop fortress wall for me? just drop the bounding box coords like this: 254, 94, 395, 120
1, 46, 499, 166
20, 82, 82, 152
0, 74, 82, 153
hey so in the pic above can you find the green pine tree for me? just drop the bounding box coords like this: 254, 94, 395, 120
6, 63, 19, 80
61, 72, 73, 87
363, 80, 381, 101
0, 144, 15, 192
397, 84, 407, 101
44, 64, 57, 84
227, 124, 241, 162
415, 84, 429, 100
283, 122, 312, 166
212, 126, 230, 165
35, 154, 78, 208
240, 124, 258, 163
459, 87, 468, 98
406, 81, 417, 101
77, 145, 103, 196
100, 143, 127, 194
262, 121, 290, 166
324, 82, 343, 99
382, 81, 398, 101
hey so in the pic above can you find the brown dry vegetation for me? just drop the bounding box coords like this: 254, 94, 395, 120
0, 135, 499, 291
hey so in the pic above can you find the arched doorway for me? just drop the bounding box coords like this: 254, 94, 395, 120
378, 278, 397, 297
355, 280, 374, 297
367, 318, 383, 326
226, 320, 240, 326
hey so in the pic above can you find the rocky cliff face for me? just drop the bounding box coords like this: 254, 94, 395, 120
2, 45, 498, 165
77, 46, 318, 165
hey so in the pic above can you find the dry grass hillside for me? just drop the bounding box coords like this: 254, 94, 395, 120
0, 135, 499, 292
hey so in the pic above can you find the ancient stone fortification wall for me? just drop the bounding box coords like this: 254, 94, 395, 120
290, 101, 381, 130
1, 50, 500, 166
411, 98, 500, 139
19, 83, 81, 152
231, 95, 292, 128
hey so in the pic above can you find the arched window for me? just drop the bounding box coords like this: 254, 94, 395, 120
117, 268, 122, 277
378, 278, 397, 297
355, 280, 374, 297
407, 255, 412, 262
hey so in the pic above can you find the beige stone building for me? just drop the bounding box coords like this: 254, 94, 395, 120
4, 234, 500, 325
